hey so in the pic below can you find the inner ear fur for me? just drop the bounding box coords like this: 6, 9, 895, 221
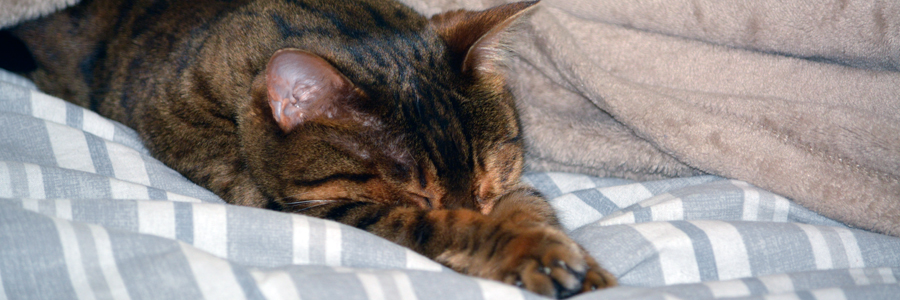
430, 1, 539, 75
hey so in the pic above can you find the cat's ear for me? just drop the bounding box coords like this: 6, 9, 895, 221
265, 48, 361, 132
430, 1, 538, 75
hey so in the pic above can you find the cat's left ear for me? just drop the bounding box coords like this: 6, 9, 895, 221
430, 1, 538, 75
265, 48, 362, 132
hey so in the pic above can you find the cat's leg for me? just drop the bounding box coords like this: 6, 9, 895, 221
297, 190, 616, 299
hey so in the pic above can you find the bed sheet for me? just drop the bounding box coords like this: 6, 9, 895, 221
2, 69, 899, 299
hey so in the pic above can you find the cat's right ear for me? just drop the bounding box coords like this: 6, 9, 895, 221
266, 48, 361, 132
430, 1, 538, 75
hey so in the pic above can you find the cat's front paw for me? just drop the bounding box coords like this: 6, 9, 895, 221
440, 225, 616, 299
500, 227, 616, 298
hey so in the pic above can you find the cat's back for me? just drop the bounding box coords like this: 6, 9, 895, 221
14, 0, 439, 123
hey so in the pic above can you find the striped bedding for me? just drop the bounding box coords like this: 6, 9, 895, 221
2, 68, 899, 299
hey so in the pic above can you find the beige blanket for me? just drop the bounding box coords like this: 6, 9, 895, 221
3, 0, 899, 237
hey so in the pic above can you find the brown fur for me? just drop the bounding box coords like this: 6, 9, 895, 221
10, 0, 615, 297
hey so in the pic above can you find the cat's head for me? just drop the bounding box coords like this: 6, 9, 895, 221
244, 1, 538, 213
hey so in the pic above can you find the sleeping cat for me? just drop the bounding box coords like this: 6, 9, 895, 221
9, 0, 615, 297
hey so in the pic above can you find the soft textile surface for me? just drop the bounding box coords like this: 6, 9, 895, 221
4, 70, 900, 299
3, 0, 898, 239
400, 0, 900, 237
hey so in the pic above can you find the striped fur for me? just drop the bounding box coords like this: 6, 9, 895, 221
11, 0, 615, 297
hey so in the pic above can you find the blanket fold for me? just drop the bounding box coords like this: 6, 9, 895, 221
504, 0, 900, 236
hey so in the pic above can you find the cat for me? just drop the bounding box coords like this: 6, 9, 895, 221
9, 0, 616, 297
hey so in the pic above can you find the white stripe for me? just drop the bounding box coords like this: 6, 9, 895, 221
24, 163, 46, 199
357, 273, 386, 300
405, 249, 442, 272
82, 110, 116, 141
878, 268, 897, 284
88, 225, 132, 300
325, 221, 342, 266
477, 279, 525, 300
765, 294, 802, 300
704, 280, 750, 298
180, 244, 246, 300
110, 179, 150, 200
391, 272, 418, 300
292, 215, 310, 264
598, 211, 636, 226
649, 195, 684, 221
53, 218, 97, 300
546, 173, 597, 194
250, 270, 302, 300
550, 193, 602, 231
106, 141, 152, 186
599, 183, 654, 208
834, 228, 865, 268
810, 288, 847, 300
691, 221, 752, 280
22, 199, 40, 212
734, 181, 759, 221
56, 199, 73, 220
630, 222, 700, 284
165, 192, 203, 203
193, 204, 228, 258
138, 201, 176, 239
759, 273, 795, 293
0, 162, 11, 198
795, 224, 833, 269
31, 91, 67, 124
848, 268, 869, 285
771, 195, 791, 222
46, 121, 97, 173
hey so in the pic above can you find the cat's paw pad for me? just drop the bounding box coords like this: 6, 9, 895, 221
498, 228, 616, 298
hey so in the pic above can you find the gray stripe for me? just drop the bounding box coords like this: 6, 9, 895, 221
406, 270, 484, 300
0, 115, 57, 167
641, 175, 722, 195
144, 161, 223, 203
522, 173, 563, 198
42, 167, 112, 199
38, 198, 57, 216
0, 206, 78, 299
86, 133, 116, 178
819, 226, 850, 268
571, 224, 666, 286
228, 264, 266, 300
735, 222, 816, 276
174, 202, 194, 244
72, 221, 115, 300
148, 188, 168, 200
4, 162, 28, 198
290, 271, 370, 300
742, 277, 772, 295
227, 206, 292, 267
109, 231, 204, 300
342, 222, 405, 269
755, 192, 778, 221
66, 103, 84, 129
670, 221, 719, 281
72, 199, 139, 232
572, 189, 621, 214
0, 83, 31, 114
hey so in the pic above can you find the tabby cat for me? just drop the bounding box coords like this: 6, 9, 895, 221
9, 0, 615, 297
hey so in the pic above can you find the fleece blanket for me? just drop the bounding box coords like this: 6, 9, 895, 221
3, 67, 900, 299
402, 0, 900, 237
